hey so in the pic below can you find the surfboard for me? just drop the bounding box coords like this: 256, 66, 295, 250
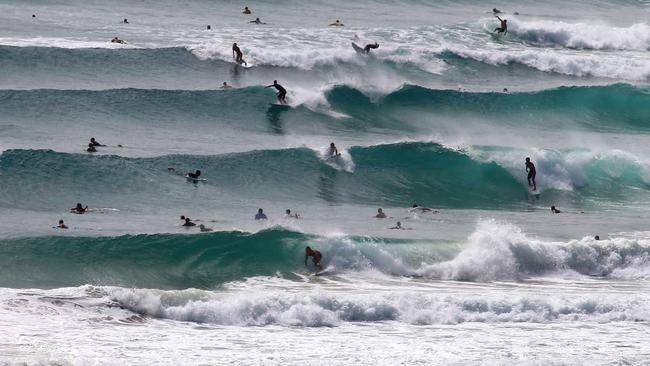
314, 267, 334, 276
351, 42, 365, 54
269, 103, 290, 110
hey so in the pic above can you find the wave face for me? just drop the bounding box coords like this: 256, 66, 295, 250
2, 140, 650, 211
2, 84, 649, 137
1, 221, 649, 289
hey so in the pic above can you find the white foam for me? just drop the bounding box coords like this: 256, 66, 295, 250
508, 19, 650, 51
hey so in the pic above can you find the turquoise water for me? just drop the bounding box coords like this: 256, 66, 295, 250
1, 0, 650, 364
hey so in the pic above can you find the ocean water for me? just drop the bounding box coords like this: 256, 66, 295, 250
1, 0, 650, 364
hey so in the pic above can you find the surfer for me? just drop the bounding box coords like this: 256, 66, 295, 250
243, 6, 251, 14
232, 43, 247, 66
71, 203, 88, 214
221, 82, 232, 89
86, 143, 97, 153
266, 80, 287, 104
492, 8, 502, 14
198, 224, 212, 232
285, 209, 300, 219
187, 170, 201, 179
89, 137, 105, 147
329, 20, 344, 27
363, 43, 379, 54
389, 221, 407, 230
255, 208, 268, 220
551, 206, 561, 214
328, 142, 339, 157
594, 235, 600, 240
250, 17, 266, 24
304, 246, 323, 271
410, 203, 437, 213
375, 208, 387, 218
111, 37, 125, 44
494, 16, 507, 35
525, 157, 536, 191
182, 217, 196, 227
123, 18, 129, 24
57, 219, 68, 229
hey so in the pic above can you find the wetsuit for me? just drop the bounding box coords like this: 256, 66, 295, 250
188, 172, 200, 179
363, 43, 379, 53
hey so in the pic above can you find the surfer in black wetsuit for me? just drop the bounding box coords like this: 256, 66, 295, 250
243, 6, 251, 14
232, 43, 247, 66
89, 137, 105, 147
182, 217, 196, 227
266, 80, 287, 104
363, 42, 379, 54
250, 17, 266, 24
187, 170, 201, 179
494, 16, 507, 34
551, 206, 561, 213
86, 143, 97, 153
305, 246, 323, 271
525, 157, 536, 191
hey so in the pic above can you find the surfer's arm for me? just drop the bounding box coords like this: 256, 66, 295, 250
304, 254, 308, 266
495, 16, 502, 21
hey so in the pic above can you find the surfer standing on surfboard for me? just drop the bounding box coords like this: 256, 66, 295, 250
494, 16, 507, 34
266, 80, 287, 104
232, 43, 247, 66
525, 157, 537, 191
305, 246, 323, 271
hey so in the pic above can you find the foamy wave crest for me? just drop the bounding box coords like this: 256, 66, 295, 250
110, 287, 650, 327
444, 47, 650, 81
508, 19, 650, 51
416, 220, 650, 281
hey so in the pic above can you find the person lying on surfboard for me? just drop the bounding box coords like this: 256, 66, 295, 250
305, 246, 323, 271
249, 17, 266, 24
329, 20, 344, 27
187, 170, 202, 179
410, 203, 438, 213
363, 42, 379, 54
494, 16, 507, 34
266, 80, 287, 104
232, 43, 247, 66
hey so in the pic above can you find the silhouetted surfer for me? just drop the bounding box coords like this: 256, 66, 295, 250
232, 43, 247, 66
494, 16, 507, 34
243, 6, 252, 14
363, 42, 379, 54
250, 17, 266, 24
305, 246, 323, 271
182, 217, 196, 227
57, 219, 68, 229
86, 143, 97, 153
551, 206, 561, 213
525, 157, 536, 191
266, 80, 287, 104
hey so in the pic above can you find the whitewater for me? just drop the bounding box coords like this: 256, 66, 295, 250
1, 0, 650, 364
